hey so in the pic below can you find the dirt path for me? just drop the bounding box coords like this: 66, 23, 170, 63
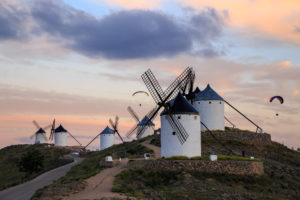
68, 159, 132, 200
0, 156, 83, 200
141, 140, 161, 158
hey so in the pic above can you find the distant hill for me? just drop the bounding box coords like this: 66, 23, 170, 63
0, 144, 72, 191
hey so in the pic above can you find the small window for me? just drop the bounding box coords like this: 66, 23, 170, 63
209, 101, 212, 104
198, 102, 200, 104
194, 116, 197, 120
219, 101, 222, 104
172, 132, 176, 135
177, 116, 181, 119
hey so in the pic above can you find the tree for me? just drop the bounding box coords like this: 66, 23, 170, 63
18, 149, 44, 174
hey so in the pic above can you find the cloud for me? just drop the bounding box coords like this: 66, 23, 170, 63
0, 0, 226, 59
179, 0, 300, 46
0, 1, 28, 40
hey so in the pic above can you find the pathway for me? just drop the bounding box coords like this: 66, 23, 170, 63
67, 159, 132, 200
0, 156, 83, 200
141, 140, 161, 158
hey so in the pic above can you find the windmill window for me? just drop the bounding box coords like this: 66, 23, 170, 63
177, 116, 181, 119
209, 101, 212, 104
194, 116, 197, 120
219, 102, 221, 104
172, 132, 176, 135
198, 102, 200, 104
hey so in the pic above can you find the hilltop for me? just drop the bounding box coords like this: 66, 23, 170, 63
31, 130, 300, 200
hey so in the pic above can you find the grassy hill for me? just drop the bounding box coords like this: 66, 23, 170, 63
0, 144, 72, 191
31, 131, 300, 200
113, 133, 300, 200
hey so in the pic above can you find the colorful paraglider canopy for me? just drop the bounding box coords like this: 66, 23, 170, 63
269, 96, 284, 104
132, 91, 149, 96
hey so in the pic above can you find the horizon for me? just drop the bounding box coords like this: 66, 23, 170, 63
0, 0, 299, 149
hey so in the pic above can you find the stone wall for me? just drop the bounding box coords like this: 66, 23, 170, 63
128, 160, 264, 176
202, 131, 272, 146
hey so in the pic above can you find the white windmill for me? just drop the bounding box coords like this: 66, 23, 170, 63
30, 120, 51, 144
193, 84, 225, 131
126, 106, 155, 139
160, 93, 201, 157
100, 126, 115, 150
84, 116, 124, 150
139, 68, 201, 157
49, 119, 82, 147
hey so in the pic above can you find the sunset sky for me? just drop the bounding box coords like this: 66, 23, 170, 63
0, 0, 299, 150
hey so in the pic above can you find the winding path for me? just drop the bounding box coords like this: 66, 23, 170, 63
0, 157, 83, 200
67, 159, 131, 200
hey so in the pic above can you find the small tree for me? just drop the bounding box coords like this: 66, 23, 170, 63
18, 149, 44, 175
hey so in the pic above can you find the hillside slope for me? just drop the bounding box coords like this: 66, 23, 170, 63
113, 132, 300, 200
0, 144, 72, 191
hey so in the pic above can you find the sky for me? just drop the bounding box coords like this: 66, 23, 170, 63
0, 0, 299, 150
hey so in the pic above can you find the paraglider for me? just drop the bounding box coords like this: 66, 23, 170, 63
269, 96, 284, 104
132, 91, 149, 96
132, 91, 149, 107
269, 95, 284, 117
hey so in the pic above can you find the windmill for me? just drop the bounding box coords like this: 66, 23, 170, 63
31, 120, 51, 144
84, 116, 124, 150
48, 119, 82, 146
135, 67, 194, 144
126, 106, 155, 139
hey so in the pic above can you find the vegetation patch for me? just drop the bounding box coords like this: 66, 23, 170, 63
0, 144, 71, 191
32, 140, 153, 199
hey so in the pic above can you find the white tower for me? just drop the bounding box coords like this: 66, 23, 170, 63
54, 125, 68, 146
35, 128, 47, 144
100, 126, 115, 150
137, 116, 155, 139
161, 93, 201, 157
193, 84, 224, 131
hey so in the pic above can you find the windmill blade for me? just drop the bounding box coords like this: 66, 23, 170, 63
136, 105, 159, 137
109, 118, 115, 129
115, 130, 124, 142
67, 131, 82, 146
166, 115, 189, 144
137, 125, 148, 138
127, 106, 140, 123
163, 67, 193, 102
141, 69, 165, 104
49, 130, 54, 141
126, 125, 138, 137
115, 116, 119, 129
84, 133, 101, 149
32, 120, 41, 129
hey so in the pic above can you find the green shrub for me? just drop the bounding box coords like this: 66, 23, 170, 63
164, 156, 189, 160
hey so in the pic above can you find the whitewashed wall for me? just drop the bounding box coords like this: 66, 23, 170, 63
193, 100, 224, 131
100, 134, 115, 150
137, 125, 154, 139
161, 114, 201, 157
54, 132, 67, 146
35, 133, 47, 144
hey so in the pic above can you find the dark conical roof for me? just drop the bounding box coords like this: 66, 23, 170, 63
137, 116, 155, 126
194, 84, 223, 101
100, 126, 115, 135
161, 93, 199, 115
36, 128, 46, 134
193, 87, 201, 94
55, 125, 67, 133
